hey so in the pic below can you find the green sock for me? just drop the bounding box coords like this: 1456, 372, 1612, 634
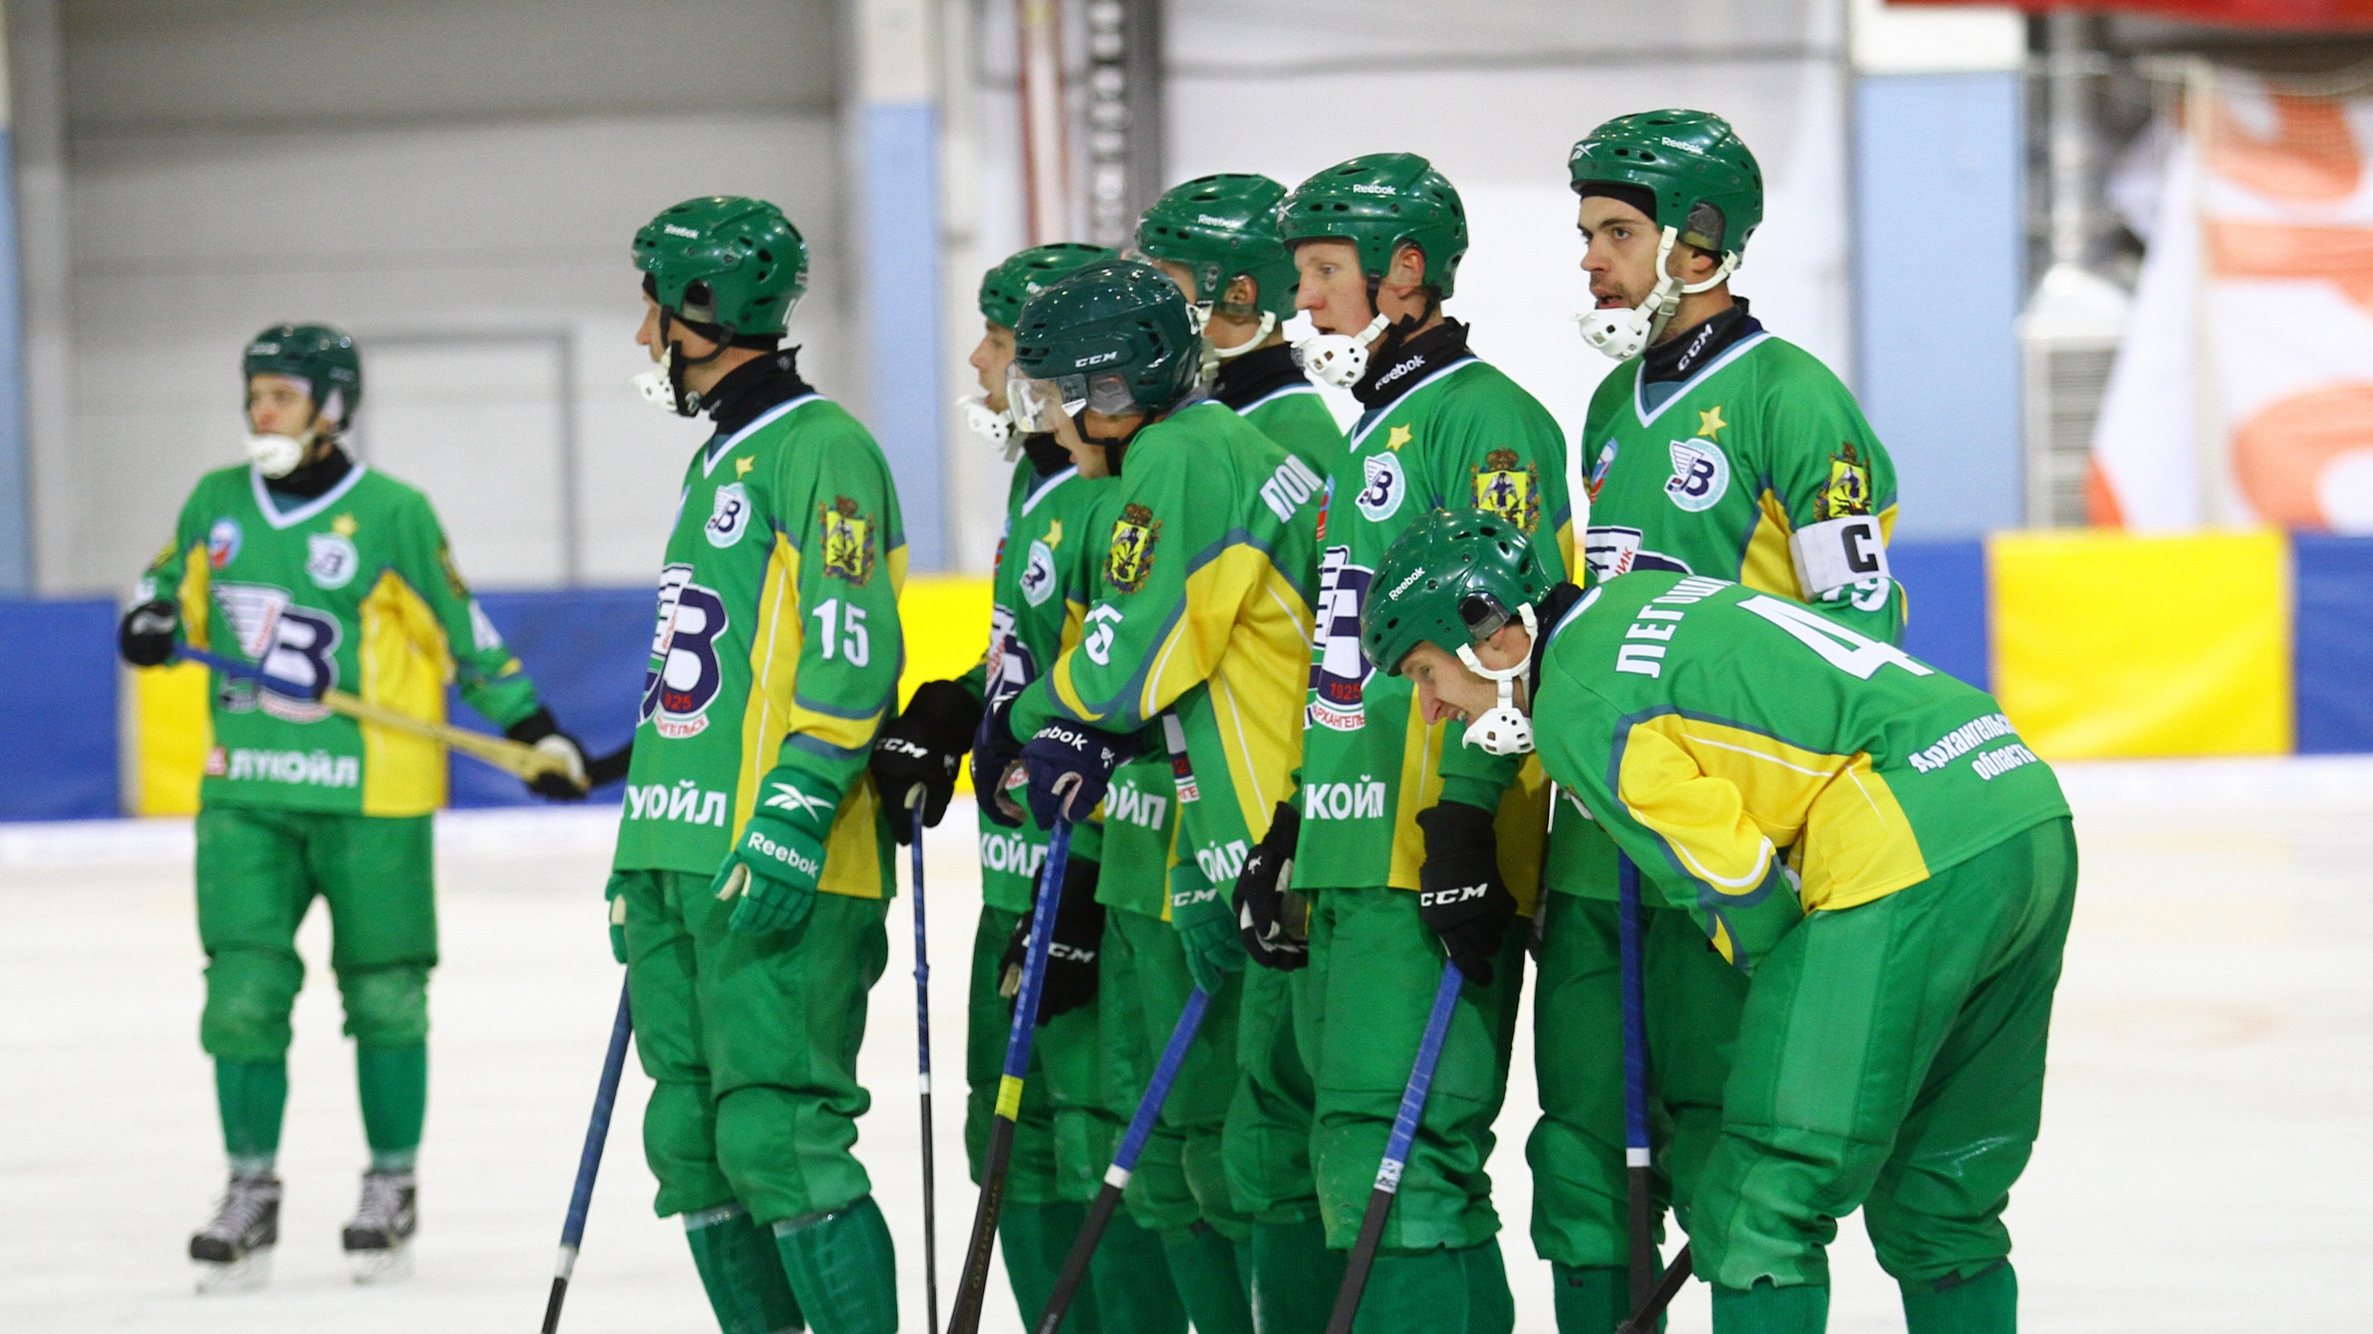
356, 1044, 426, 1170
1901, 1261, 2016, 1334
1250, 1217, 1343, 1334
1354, 1241, 1515, 1334
1088, 1207, 1186, 1334
1160, 1223, 1254, 1334
772, 1196, 897, 1334
1713, 1280, 1830, 1334
214, 1058, 288, 1174
1552, 1263, 1639, 1334
685, 1204, 805, 1334
1001, 1200, 1099, 1331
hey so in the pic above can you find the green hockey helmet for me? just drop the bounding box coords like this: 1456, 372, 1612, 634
1568, 109, 1763, 259
1009, 258, 1202, 422
1135, 173, 1298, 319
243, 323, 362, 429
633, 196, 808, 336
978, 242, 1117, 329
1363, 507, 1556, 679
1277, 153, 1468, 297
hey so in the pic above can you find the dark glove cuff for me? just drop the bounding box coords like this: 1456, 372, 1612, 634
1416, 799, 1497, 854
902, 678, 987, 750
505, 707, 560, 745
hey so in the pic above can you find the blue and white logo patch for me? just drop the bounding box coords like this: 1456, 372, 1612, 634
1021, 540, 1058, 607
1356, 452, 1405, 523
1665, 439, 1729, 513
305, 532, 359, 589
705, 482, 752, 548
208, 518, 243, 570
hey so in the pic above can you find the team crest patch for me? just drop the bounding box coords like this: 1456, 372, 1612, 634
1472, 450, 1541, 532
1665, 439, 1730, 512
819, 497, 875, 584
1105, 503, 1160, 594
207, 518, 242, 570
305, 532, 359, 589
1021, 539, 1058, 606
706, 482, 752, 548
1357, 452, 1406, 522
1819, 443, 1874, 519
1586, 439, 1619, 503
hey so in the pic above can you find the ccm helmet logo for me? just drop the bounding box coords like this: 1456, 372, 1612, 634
1390, 567, 1426, 599
748, 832, 820, 877
1074, 350, 1121, 368
663, 223, 702, 239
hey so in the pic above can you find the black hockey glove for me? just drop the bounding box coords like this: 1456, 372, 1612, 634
870, 679, 984, 842
1416, 801, 1518, 986
506, 708, 590, 801
1234, 799, 1309, 971
1021, 721, 1134, 830
970, 697, 1027, 828
1001, 855, 1106, 1025
119, 598, 180, 668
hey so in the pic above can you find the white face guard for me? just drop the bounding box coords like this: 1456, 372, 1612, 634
629, 365, 677, 412
1453, 603, 1540, 756
244, 432, 307, 478
958, 392, 1022, 461
1294, 312, 1389, 389
1574, 224, 1740, 362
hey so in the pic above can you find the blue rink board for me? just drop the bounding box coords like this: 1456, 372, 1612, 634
0, 599, 120, 821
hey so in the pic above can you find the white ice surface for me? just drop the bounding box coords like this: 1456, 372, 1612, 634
1, 755, 2368, 1332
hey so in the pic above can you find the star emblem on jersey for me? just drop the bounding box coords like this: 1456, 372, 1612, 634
1471, 450, 1541, 532
819, 497, 875, 584
1665, 438, 1731, 512
330, 513, 358, 537
763, 781, 836, 820
1696, 406, 1727, 440
1386, 424, 1413, 452
1105, 503, 1160, 594
735, 456, 755, 478
1043, 518, 1063, 547
1819, 442, 1873, 520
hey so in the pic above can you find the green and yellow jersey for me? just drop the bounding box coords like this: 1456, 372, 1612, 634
140, 461, 545, 817
1211, 341, 1344, 476
1532, 571, 2068, 972
1296, 338, 1573, 901
612, 389, 907, 900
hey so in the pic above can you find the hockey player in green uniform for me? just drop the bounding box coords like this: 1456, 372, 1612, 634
117, 322, 592, 1289
1532, 110, 1909, 1331
1223, 152, 1571, 1333
603, 197, 905, 1334
979, 258, 1323, 1334
1134, 170, 1348, 1333
871, 240, 1190, 1333
1364, 508, 2072, 1334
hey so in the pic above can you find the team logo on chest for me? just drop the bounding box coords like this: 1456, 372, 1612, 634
642, 563, 731, 739
210, 582, 340, 723
305, 532, 359, 589
1356, 452, 1406, 522
1586, 439, 1619, 503
1105, 503, 1160, 594
208, 518, 243, 570
706, 482, 753, 548
1665, 438, 1730, 512
819, 497, 875, 584
1819, 443, 1873, 519
1472, 449, 1542, 531
1020, 539, 1059, 606
1306, 545, 1375, 732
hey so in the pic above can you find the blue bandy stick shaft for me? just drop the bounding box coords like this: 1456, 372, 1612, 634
910, 805, 940, 1334
173, 644, 318, 699
945, 817, 1074, 1334
541, 977, 633, 1334
1617, 854, 1655, 1310
1032, 986, 1211, 1334
1324, 960, 1464, 1334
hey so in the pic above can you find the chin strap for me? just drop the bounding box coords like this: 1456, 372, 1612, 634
1293, 312, 1389, 389
630, 308, 734, 416
1573, 225, 1740, 363
957, 393, 1022, 461
1454, 603, 1540, 757
1199, 309, 1277, 385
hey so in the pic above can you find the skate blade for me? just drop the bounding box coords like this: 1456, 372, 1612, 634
347, 1242, 414, 1285
194, 1249, 271, 1294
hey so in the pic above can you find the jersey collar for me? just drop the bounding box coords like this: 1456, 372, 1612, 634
1347, 357, 1477, 451
1629, 330, 1770, 429
1020, 465, 1080, 516
249, 460, 369, 530
703, 394, 820, 477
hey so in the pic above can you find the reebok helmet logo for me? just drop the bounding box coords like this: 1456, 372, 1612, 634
1196, 213, 1237, 227
663, 223, 701, 239
1351, 183, 1396, 195
1390, 567, 1425, 599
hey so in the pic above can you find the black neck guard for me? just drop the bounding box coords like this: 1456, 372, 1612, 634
266, 445, 354, 501
703, 348, 817, 440
1644, 299, 1758, 384
1210, 341, 1305, 412
1525, 582, 1590, 699
1353, 317, 1472, 410
1021, 431, 1072, 478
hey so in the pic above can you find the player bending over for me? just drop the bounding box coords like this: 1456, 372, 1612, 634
119, 322, 591, 1290
1365, 508, 2073, 1334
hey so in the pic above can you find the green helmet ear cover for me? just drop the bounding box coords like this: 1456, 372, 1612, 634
1568, 109, 1764, 257
978, 242, 1118, 328
1011, 258, 1203, 417
1135, 173, 1297, 319
243, 323, 363, 429
633, 196, 809, 336
1277, 152, 1469, 298
1362, 507, 1556, 677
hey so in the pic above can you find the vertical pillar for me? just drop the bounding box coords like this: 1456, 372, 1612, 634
0, 16, 32, 593
858, 0, 947, 570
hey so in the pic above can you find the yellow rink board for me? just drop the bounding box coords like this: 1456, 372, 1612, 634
1990, 529, 2291, 759
132, 577, 998, 815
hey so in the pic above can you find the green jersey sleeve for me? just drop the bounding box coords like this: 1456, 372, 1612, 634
1754, 347, 1905, 644
385, 492, 542, 729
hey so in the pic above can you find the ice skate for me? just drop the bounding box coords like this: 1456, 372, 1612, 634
341, 1168, 417, 1284
190, 1172, 279, 1293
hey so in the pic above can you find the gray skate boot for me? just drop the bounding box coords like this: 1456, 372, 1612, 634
341, 1168, 417, 1283
190, 1172, 279, 1293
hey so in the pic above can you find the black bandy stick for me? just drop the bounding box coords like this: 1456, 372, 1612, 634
943, 818, 1074, 1334
909, 800, 942, 1334
540, 978, 633, 1333
1616, 1242, 1692, 1334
